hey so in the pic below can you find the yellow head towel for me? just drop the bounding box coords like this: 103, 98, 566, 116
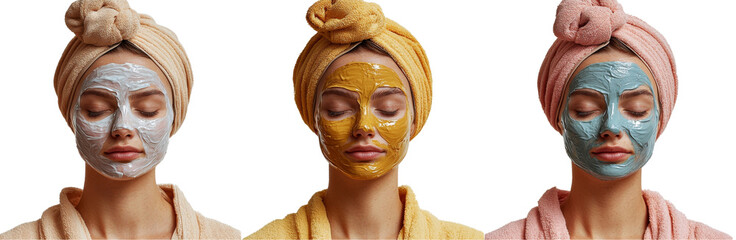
294, 0, 432, 139
55, 0, 192, 135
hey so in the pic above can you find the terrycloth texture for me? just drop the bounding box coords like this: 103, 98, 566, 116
0, 184, 240, 239
294, 0, 432, 140
486, 187, 731, 239
246, 186, 483, 239
55, 0, 193, 136
538, 0, 677, 137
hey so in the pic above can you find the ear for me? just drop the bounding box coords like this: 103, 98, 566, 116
313, 110, 320, 135
557, 120, 564, 134
410, 121, 417, 137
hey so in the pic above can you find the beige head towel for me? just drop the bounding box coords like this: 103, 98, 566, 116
55, 0, 192, 135
294, 0, 432, 139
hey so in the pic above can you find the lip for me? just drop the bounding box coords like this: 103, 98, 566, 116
345, 145, 385, 162
104, 146, 143, 162
590, 146, 633, 163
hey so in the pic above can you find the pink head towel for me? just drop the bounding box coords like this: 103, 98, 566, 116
539, 0, 677, 137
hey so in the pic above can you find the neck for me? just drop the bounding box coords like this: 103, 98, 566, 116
76, 166, 175, 239
324, 166, 403, 239
561, 165, 648, 239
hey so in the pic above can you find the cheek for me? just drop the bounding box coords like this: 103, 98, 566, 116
625, 112, 659, 151
376, 115, 410, 144
562, 108, 602, 142
75, 112, 112, 141
317, 114, 355, 146
137, 117, 171, 143
569, 120, 600, 141
376, 112, 411, 158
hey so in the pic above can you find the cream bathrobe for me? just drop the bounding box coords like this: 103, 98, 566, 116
246, 186, 482, 239
0, 184, 240, 239
486, 187, 731, 239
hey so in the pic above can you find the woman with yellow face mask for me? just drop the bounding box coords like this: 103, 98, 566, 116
246, 0, 482, 239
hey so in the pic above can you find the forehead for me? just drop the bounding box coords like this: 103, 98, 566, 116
323, 63, 406, 94
81, 50, 171, 96
571, 47, 658, 97
570, 61, 652, 95
318, 47, 411, 93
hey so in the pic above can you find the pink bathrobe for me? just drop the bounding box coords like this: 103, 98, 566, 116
487, 188, 731, 239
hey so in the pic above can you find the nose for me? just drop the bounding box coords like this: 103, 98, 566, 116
353, 126, 375, 138
111, 127, 135, 139
600, 129, 622, 139
600, 109, 622, 139
352, 108, 375, 138
110, 109, 136, 139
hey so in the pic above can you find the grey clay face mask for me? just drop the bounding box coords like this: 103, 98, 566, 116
73, 63, 173, 179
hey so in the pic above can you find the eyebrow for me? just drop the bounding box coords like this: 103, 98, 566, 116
569, 89, 603, 98
620, 89, 653, 99
372, 88, 405, 99
81, 89, 115, 98
130, 89, 164, 99
322, 89, 356, 99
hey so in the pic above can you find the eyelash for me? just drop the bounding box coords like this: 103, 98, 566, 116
626, 110, 648, 117
138, 110, 159, 117
378, 109, 399, 117
575, 111, 595, 117
328, 110, 346, 117
87, 110, 107, 117
326, 109, 399, 117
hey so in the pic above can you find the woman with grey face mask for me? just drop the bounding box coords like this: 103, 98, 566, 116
0, 0, 239, 239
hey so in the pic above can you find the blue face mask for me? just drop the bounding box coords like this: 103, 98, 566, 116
562, 61, 659, 180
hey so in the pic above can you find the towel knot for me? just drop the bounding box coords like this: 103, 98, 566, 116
553, 0, 627, 45
65, 0, 140, 47
307, 0, 385, 44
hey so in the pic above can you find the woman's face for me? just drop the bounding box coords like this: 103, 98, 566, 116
74, 49, 173, 179
560, 47, 659, 180
315, 47, 414, 180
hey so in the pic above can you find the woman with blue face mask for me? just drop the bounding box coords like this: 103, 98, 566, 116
487, 0, 730, 239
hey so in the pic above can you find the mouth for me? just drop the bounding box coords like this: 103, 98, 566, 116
590, 146, 633, 163
345, 145, 386, 162
104, 146, 143, 162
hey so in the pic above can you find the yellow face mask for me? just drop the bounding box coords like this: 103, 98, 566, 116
316, 62, 412, 180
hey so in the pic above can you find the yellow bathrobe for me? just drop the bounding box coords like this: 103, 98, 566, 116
246, 186, 483, 239
0, 184, 240, 239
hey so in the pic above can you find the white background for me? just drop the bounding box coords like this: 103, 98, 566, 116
0, 0, 734, 236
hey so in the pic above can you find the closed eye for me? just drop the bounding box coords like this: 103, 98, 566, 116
575, 110, 596, 118
328, 110, 347, 117
88, 110, 109, 117
377, 109, 399, 117
626, 110, 648, 117
138, 110, 159, 117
